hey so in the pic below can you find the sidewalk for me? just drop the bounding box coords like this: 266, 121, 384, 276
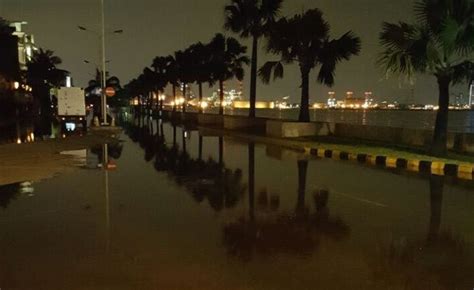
199, 126, 474, 180
0, 132, 119, 186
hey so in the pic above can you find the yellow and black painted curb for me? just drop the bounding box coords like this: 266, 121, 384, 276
308, 148, 474, 180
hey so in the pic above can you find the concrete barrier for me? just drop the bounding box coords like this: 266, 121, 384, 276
223, 115, 267, 131
161, 109, 474, 154
332, 123, 474, 153
197, 113, 224, 127
266, 120, 334, 138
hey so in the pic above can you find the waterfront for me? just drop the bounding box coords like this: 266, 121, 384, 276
1, 118, 473, 289
190, 108, 474, 133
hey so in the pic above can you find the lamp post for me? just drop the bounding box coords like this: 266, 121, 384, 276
78, 0, 122, 125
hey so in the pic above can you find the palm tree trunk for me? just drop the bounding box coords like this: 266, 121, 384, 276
218, 136, 224, 166
219, 79, 224, 115
159, 90, 164, 113
198, 82, 203, 114
296, 160, 308, 215
172, 84, 177, 112
249, 36, 258, 118
427, 175, 443, 244
432, 76, 451, 156
198, 135, 203, 160
248, 142, 255, 221
173, 125, 177, 146
298, 67, 311, 122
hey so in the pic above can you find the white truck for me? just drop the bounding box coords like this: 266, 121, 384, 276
55, 87, 87, 132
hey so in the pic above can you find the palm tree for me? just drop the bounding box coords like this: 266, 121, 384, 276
208, 33, 249, 115
85, 70, 121, 115
27, 49, 67, 118
0, 17, 13, 35
174, 49, 195, 113
141, 67, 158, 111
259, 9, 361, 122
151, 56, 172, 111
224, 0, 283, 118
379, 0, 474, 156
161, 55, 179, 112
188, 42, 213, 113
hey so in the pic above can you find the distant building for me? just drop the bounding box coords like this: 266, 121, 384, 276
343, 91, 365, 108
233, 101, 275, 109
10, 21, 36, 71
0, 20, 36, 89
327, 91, 336, 108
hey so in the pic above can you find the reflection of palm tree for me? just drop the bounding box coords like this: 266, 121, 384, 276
223, 155, 350, 261
0, 183, 21, 209
296, 160, 308, 216
218, 137, 224, 166
198, 135, 203, 161
427, 175, 443, 244
248, 142, 255, 221
90, 141, 124, 161
372, 175, 474, 290
125, 119, 246, 212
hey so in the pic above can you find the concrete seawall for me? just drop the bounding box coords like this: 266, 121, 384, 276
332, 123, 474, 153
159, 110, 474, 154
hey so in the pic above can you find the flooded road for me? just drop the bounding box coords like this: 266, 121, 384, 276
1, 115, 473, 289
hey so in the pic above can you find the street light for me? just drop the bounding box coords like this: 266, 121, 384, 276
77, 0, 123, 125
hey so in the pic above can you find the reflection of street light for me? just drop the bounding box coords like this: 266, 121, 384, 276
469, 81, 473, 108
77, 1, 123, 125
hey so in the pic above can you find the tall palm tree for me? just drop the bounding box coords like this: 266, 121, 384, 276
224, 0, 283, 118
174, 49, 194, 113
27, 49, 67, 117
0, 17, 13, 35
141, 67, 159, 111
259, 9, 361, 122
208, 33, 249, 115
188, 42, 213, 113
164, 55, 179, 112
379, 0, 474, 156
151, 56, 172, 111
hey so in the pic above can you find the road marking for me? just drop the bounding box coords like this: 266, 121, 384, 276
332, 190, 388, 208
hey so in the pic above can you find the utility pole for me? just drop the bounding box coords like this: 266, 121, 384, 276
100, 0, 108, 125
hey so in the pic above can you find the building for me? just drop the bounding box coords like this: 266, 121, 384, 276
233, 101, 275, 109
342, 91, 375, 109
9, 21, 36, 71
327, 91, 336, 108
0, 20, 36, 90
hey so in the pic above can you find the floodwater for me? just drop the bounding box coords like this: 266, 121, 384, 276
1, 114, 474, 289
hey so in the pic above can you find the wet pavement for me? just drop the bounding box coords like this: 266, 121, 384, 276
0, 114, 473, 289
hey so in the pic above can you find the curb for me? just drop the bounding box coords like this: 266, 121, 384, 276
309, 148, 474, 180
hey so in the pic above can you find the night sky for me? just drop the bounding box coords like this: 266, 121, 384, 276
0, 0, 467, 103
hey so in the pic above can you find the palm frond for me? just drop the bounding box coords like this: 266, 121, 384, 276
258, 61, 283, 84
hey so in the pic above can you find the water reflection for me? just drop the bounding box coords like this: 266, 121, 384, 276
223, 158, 350, 261
124, 118, 246, 212
371, 175, 474, 290
0, 182, 34, 209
